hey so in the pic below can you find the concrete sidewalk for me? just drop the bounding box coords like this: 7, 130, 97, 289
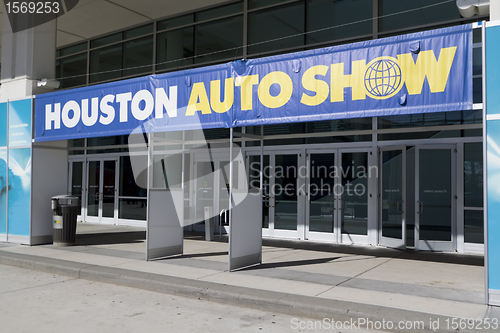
0, 223, 498, 332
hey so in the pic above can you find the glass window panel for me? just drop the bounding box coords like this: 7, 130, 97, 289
157, 14, 194, 31
71, 162, 83, 214
87, 135, 127, 147
248, 2, 304, 55
381, 150, 403, 239
90, 44, 123, 83
196, 161, 214, 222
60, 42, 87, 57
153, 154, 182, 189
102, 160, 116, 218
464, 210, 484, 244
474, 77, 482, 103
473, 47, 482, 76
156, 27, 194, 71
309, 153, 336, 233
249, 0, 289, 9
306, 0, 372, 45
196, 2, 243, 21
87, 161, 100, 217
473, 28, 482, 43
377, 110, 482, 129
120, 156, 147, 197
341, 152, 368, 235
379, 0, 461, 33
125, 24, 153, 39
464, 143, 483, 208
306, 118, 372, 133
91, 32, 123, 48
123, 35, 153, 77
419, 149, 452, 241
69, 139, 85, 147
248, 155, 270, 228
274, 154, 298, 231
195, 15, 243, 63
119, 199, 147, 220
59, 53, 87, 88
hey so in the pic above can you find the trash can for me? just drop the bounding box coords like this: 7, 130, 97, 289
52, 195, 79, 246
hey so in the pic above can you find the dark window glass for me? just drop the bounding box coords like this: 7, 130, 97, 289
473, 47, 482, 76
119, 199, 147, 220
120, 156, 147, 197
379, 0, 461, 33
91, 32, 122, 48
248, 2, 304, 55
464, 210, 484, 244
196, 1, 243, 21
56, 49, 61, 57
195, 15, 243, 63
123, 36, 153, 77
248, 0, 289, 10
90, 44, 123, 83
156, 27, 194, 71
305, 118, 372, 133
464, 143, 483, 208
69, 139, 85, 147
473, 77, 482, 103
125, 24, 153, 39
60, 42, 87, 57
59, 53, 87, 88
157, 14, 194, 31
473, 28, 482, 43
306, 0, 372, 45
378, 110, 482, 129
87, 135, 127, 147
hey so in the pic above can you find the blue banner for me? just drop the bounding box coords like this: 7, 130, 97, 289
34, 24, 472, 142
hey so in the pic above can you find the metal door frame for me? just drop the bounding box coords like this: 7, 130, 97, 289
85, 158, 119, 225
415, 144, 457, 251
68, 158, 86, 222
378, 145, 407, 249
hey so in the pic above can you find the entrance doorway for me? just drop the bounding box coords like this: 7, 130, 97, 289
379, 145, 456, 251
85, 159, 118, 224
306, 149, 371, 244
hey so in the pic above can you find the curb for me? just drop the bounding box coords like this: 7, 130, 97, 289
0, 249, 481, 333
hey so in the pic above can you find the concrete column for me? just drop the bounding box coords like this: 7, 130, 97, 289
0, 11, 57, 101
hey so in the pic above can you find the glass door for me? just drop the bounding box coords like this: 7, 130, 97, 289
69, 160, 85, 221
415, 145, 455, 251
379, 147, 406, 249
85, 159, 118, 224
339, 150, 370, 244
268, 152, 304, 239
306, 152, 337, 242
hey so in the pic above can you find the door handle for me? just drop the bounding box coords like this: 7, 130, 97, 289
417, 201, 424, 214
330, 198, 336, 211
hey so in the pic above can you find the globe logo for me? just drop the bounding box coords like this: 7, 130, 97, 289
364, 57, 403, 100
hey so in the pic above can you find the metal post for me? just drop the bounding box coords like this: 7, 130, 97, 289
482, 20, 489, 305
228, 128, 234, 270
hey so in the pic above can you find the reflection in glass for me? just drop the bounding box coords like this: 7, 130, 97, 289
306, 0, 372, 44
248, 2, 304, 55
71, 162, 83, 214
381, 150, 404, 239
274, 154, 298, 231
309, 154, 335, 233
102, 161, 116, 218
90, 44, 123, 83
196, 162, 214, 223
341, 152, 368, 235
119, 199, 147, 220
249, 155, 270, 228
156, 27, 194, 71
464, 210, 484, 244
87, 161, 100, 217
464, 143, 483, 208
419, 149, 451, 241
195, 16, 243, 63
123, 36, 153, 77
